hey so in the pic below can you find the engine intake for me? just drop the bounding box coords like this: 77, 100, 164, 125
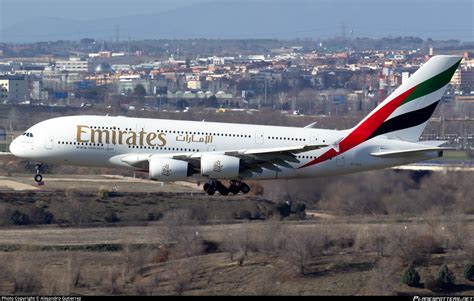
149, 157, 192, 182
201, 154, 241, 179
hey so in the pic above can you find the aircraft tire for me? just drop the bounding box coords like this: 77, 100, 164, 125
229, 185, 240, 195
34, 174, 43, 183
206, 187, 216, 195
240, 183, 250, 194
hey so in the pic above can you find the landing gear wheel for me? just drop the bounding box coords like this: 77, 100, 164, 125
219, 188, 229, 196
34, 174, 43, 183
34, 163, 43, 183
206, 187, 216, 195
216, 181, 229, 196
229, 185, 240, 195
204, 182, 216, 195
240, 183, 250, 194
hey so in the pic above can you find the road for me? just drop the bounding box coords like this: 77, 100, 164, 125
0, 174, 202, 193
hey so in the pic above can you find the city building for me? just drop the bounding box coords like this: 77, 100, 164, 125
115, 75, 152, 95
55, 57, 92, 73
460, 67, 474, 89
0, 75, 29, 102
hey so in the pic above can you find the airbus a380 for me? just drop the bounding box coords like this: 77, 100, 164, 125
9, 55, 461, 195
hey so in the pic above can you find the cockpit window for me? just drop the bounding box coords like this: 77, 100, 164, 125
22, 132, 33, 137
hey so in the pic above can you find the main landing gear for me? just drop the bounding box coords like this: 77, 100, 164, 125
34, 163, 43, 183
203, 180, 250, 196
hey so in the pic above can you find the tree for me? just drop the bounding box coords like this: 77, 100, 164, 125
80, 38, 95, 45
436, 264, 455, 290
370, 258, 401, 295
204, 95, 218, 108
283, 229, 322, 275
401, 264, 421, 287
463, 263, 474, 281
222, 225, 253, 265
160, 209, 203, 259
134, 84, 147, 98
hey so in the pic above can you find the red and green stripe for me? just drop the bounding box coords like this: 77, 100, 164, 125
402, 60, 461, 105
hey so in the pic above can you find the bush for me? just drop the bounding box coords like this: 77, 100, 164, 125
294, 202, 307, 220
239, 210, 252, 220
98, 186, 110, 198
104, 211, 120, 223
464, 263, 474, 281
412, 234, 444, 255
30, 207, 54, 224
275, 202, 291, 218
34, 200, 48, 209
401, 264, 421, 287
147, 212, 163, 221
13, 263, 42, 294
251, 211, 263, 220
424, 274, 439, 292
10, 210, 30, 225
436, 264, 456, 290
66, 199, 90, 225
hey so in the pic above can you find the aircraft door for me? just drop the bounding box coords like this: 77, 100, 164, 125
44, 136, 54, 149
255, 130, 264, 144
309, 133, 320, 144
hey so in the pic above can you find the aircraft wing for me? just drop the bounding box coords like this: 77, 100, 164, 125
223, 144, 328, 172
119, 143, 328, 172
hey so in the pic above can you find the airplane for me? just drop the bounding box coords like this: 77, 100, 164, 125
9, 55, 461, 195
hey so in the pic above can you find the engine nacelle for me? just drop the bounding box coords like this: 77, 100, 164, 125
149, 157, 192, 182
201, 154, 241, 179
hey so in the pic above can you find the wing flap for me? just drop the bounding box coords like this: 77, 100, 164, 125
227, 144, 327, 156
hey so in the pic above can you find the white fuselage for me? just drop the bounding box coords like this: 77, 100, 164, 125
9, 115, 439, 181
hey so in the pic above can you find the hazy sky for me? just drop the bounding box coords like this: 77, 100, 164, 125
0, 0, 197, 25
0, 0, 472, 42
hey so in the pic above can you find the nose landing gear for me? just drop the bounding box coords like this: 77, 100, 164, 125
34, 163, 43, 183
203, 180, 250, 195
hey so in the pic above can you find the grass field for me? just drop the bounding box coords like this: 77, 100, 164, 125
0, 158, 472, 295
441, 150, 471, 161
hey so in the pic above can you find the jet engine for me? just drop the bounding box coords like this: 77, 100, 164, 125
201, 154, 241, 179
149, 157, 192, 182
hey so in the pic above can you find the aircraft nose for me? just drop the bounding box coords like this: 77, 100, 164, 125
9, 137, 22, 157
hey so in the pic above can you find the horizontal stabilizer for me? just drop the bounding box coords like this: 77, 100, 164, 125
370, 147, 450, 158
418, 140, 448, 147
